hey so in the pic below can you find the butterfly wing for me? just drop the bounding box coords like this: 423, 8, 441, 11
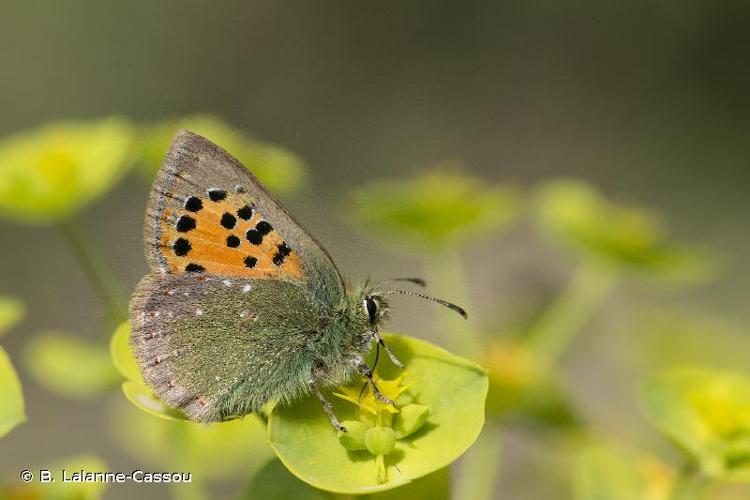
131, 273, 329, 421
144, 129, 345, 298
131, 130, 349, 421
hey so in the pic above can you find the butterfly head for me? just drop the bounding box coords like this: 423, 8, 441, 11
363, 293, 390, 328
354, 277, 467, 333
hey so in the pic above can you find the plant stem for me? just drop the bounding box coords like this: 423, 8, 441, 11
58, 218, 127, 324
422, 250, 482, 359
524, 261, 618, 371
454, 423, 503, 500
423, 249, 499, 498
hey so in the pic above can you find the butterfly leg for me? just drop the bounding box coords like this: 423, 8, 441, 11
372, 330, 404, 370
356, 358, 396, 406
310, 380, 347, 432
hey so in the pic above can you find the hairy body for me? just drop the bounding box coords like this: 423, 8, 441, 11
131, 274, 381, 421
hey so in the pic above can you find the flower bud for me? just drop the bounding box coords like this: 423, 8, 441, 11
365, 426, 396, 456
337, 420, 368, 451
393, 404, 430, 438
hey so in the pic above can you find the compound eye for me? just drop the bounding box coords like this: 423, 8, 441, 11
366, 297, 378, 324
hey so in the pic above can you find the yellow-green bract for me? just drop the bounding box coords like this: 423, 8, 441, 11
23, 331, 121, 399
268, 334, 488, 494
640, 367, 750, 482
534, 178, 705, 278
0, 118, 134, 224
351, 168, 520, 249
0, 347, 25, 438
0, 296, 25, 439
0, 296, 25, 338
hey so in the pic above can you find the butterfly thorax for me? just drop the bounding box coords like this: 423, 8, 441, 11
308, 283, 390, 385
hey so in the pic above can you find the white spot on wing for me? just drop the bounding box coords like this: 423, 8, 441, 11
222, 279, 232, 286
195, 309, 203, 316
241, 285, 252, 293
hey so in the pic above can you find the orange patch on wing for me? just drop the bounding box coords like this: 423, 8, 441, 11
159, 193, 304, 279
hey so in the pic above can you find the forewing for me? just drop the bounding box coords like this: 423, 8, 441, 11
130, 273, 326, 421
145, 130, 344, 297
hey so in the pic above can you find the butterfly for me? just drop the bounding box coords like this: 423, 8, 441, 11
129, 130, 466, 431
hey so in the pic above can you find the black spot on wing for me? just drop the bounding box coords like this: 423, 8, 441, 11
221, 213, 237, 229
272, 242, 292, 266
185, 263, 205, 273
246, 229, 263, 245
237, 205, 254, 220
184, 197, 203, 212
176, 215, 196, 232
207, 189, 227, 202
173, 238, 191, 256
246, 220, 271, 245
244, 256, 258, 269
255, 220, 273, 235
226, 235, 241, 248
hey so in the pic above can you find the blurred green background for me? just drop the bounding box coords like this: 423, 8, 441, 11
1, 2, 749, 499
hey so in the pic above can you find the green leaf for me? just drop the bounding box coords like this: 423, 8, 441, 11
23, 332, 121, 399
243, 459, 451, 500
351, 167, 521, 249
640, 367, 750, 482
0, 118, 134, 224
534, 179, 706, 277
111, 398, 272, 480
109, 321, 141, 382
0, 346, 25, 438
135, 114, 307, 194
0, 296, 24, 338
574, 443, 674, 500
121, 380, 187, 421
268, 334, 488, 494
